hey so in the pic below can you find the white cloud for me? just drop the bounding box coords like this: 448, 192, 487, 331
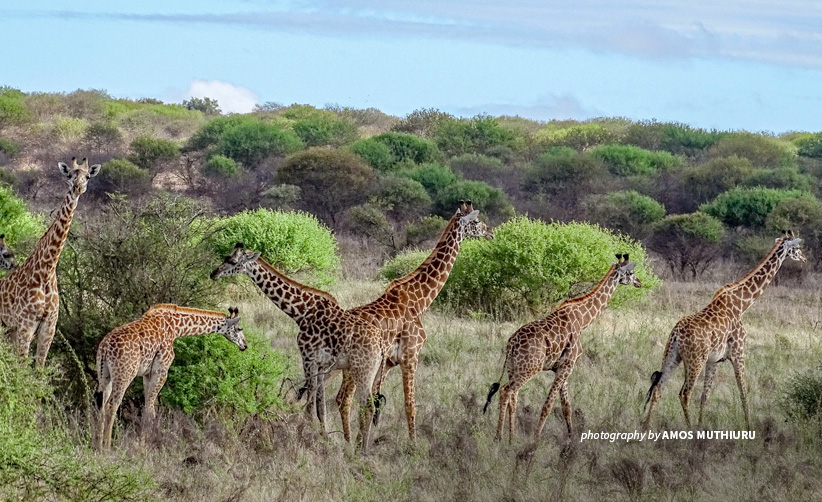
455, 94, 602, 122
182, 80, 258, 114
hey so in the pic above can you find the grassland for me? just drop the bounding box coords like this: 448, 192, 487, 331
84, 274, 822, 502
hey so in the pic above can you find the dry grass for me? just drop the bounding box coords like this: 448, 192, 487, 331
91, 278, 822, 501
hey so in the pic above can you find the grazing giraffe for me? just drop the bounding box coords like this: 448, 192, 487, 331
0, 234, 18, 271
210, 244, 386, 452
0, 157, 100, 365
484, 254, 642, 443
94, 305, 246, 451
642, 232, 805, 430
337, 200, 493, 441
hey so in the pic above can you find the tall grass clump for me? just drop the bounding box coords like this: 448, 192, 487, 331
382, 216, 659, 318
210, 208, 340, 287
784, 364, 822, 421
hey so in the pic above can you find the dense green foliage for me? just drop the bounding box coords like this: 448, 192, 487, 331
590, 144, 682, 175
382, 217, 659, 318
708, 133, 795, 168
582, 190, 666, 238
92, 158, 152, 199
0, 184, 44, 250
784, 364, 822, 420
648, 212, 726, 278
396, 162, 460, 196
700, 187, 814, 228
432, 115, 518, 158
348, 138, 395, 171
202, 154, 240, 178
217, 120, 304, 167
209, 208, 340, 286
433, 179, 515, 223
372, 131, 443, 165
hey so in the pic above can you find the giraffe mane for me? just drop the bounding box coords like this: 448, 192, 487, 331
710, 238, 783, 302
255, 256, 340, 306
146, 304, 228, 318
386, 211, 460, 291
558, 263, 617, 308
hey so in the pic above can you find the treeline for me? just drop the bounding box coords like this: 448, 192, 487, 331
3, 86, 822, 277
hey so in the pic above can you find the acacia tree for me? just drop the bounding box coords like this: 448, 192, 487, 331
276, 148, 376, 229
648, 212, 725, 279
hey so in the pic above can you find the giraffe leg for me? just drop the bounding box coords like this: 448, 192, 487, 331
10, 320, 36, 360
508, 389, 518, 443
559, 381, 573, 436
698, 360, 719, 427
336, 371, 355, 443
400, 355, 420, 442
641, 342, 682, 429
679, 358, 706, 429
315, 365, 328, 432
353, 359, 380, 454
729, 352, 751, 430
94, 374, 113, 451
535, 363, 575, 440
103, 380, 130, 450
495, 382, 512, 442
34, 307, 58, 368
142, 363, 168, 446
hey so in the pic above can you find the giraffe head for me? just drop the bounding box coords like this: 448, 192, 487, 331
216, 307, 247, 351
210, 243, 262, 280
57, 157, 101, 197
777, 230, 806, 263
0, 234, 17, 271
614, 253, 642, 288
457, 200, 494, 240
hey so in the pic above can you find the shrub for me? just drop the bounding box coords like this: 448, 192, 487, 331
373, 176, 432, 221
162, 327, 288, 417
127, 135, 180, 177
187, 114, 255, 151
648, 212, 725, 278
0, 340, 154, 501
84, 121, 124, 153
349, 203, 396, 248
277, 148, 375, 228
372, 131, 443, 165
209, 208, 340, 286
590, 144, 682, 176
796, 132, 822, 159
741, 167, 815, 192
784, 364, 822, 420
582, 190, 666, 238
536, 123, 613, 152
708, 133, 795, 168
202, 154, 240, 178
396, 162, 460, 196
432, 115, 518, 158
406, 215, 448, 247
0, 184, 44, 251
56, 196, 228, 404
622, 121, 724, 156
217, 120, 304, 168
0, 88, 31, 129
765, 197, 822, 268
523, 149, 606, 209
682, 155, 754, 205
52, 115, 89, 143
699, 187, 814, 228
382, 217, 659, 318
433, 179, 515, 224
348, 138, 394, 171
183, 96, 221, 115
90, 158, 151, 200
292, 112, 358, 147
391, 108, 453, 137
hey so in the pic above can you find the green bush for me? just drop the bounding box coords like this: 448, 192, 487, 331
432, 115, 518, 158
127, 135, 179, 174
391, 108, 453, 137
217, 120, 304, 167
372, 131, 443, 165
348, 138, 395, 171
523, 150, 606, 208
52, 115, 89, 143
209, 208, 340, 286
741, 167, 815, 192
162, 328, 288, 417
590, 144, 682, 176
682, 155, 754, 205
0, 87, 31, 129
784, 364, 822, 420
796, 132, 822, 159
699, 187, 814, 228
349, 203, 396, 248
433, 179, 515, 223
374, 176, 432, 221
406, 215, 448, 246
708, 133, 795, 168
91, 158, 151, 199
536, 123, 613, 152
0, 340, 154, 501
202, 154, 240, 178
582, 190, 666, 238
187, 114, 255, 151
382, 217, 659, 318
648, 212, 726, 278
292, 112, 358, 147
622, 121, 724, 156
0, 184, 44, 252
84, 121, 124, 152
396, 162, 460, 196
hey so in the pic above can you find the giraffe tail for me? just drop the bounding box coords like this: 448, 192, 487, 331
644, 371, 663, 409
484, 347, 510, 414
94, 350, 105, 410
643, 335, 679, 410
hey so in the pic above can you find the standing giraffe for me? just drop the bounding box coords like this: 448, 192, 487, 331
642, 232, 805, 430
337, 200, 493, 441
0, 157, 100, 365
210, 244, 386, 452
0, 234, 18, 271
94, 305, 246, 451
484, 255, 642, 443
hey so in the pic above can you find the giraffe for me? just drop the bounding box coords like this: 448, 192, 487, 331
0, 157, 100, 366
642, 232, 805, 430
337, 200, 493, 442
94, 305, 246, 451
210, 244, 386, 452
484, 254, 642, 443
0, 234, 18, 271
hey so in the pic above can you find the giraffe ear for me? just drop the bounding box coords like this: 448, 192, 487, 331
88, 163, 102, 177
460, 210, 479, 224
226, 316, 241, 326
623, 262, 637, 272
249, 251, 262, 261
58, 162, 71, 177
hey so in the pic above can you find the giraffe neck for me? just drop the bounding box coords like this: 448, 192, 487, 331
23, 191, 78, 276
560, 264, 619, 331
385, 212, 462, 313
143, 305, 228, 339
243, 257, 339, 322
719, 241, 787, 316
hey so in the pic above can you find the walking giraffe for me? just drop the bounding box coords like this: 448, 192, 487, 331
0, 157, 99, 365
337, 201, 493, 441
484, 254, 642, 443
210, 244, 386, 452
642, 231, 805, 430
94, 305, 246, 451
0, 234, 18, 271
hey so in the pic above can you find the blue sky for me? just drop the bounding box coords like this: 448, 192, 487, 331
2, 1, 822, 132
